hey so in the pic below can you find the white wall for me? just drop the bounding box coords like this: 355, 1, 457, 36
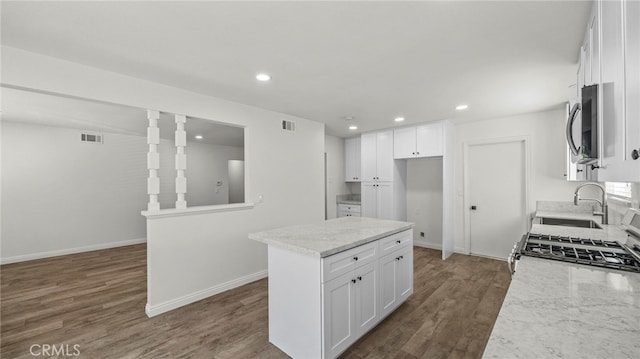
1, 121, 148, 262
454, 109, 580, 252
325, 135, 350, 219
1, 121, 245, 262
407, 157, 443, 248
2, 46, 325, 315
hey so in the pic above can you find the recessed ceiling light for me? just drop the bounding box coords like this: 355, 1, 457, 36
349, 125, 358, 130
394, 117, 405, 122
256, 73, 271, 82
456, 104, 469, 110
195, 135, 203, 140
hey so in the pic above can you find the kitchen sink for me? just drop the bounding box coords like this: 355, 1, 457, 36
538, 217, 603, 229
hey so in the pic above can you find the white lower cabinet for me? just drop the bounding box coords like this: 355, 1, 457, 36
362, 182, 393, 219
323, 261, 378, 358
267, 229, 413, 359
323, 270, 355, 358
337, 204, 361, 218
379, 244, 413, 318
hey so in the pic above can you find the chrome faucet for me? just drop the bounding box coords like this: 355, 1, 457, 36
574, 183, 608, 225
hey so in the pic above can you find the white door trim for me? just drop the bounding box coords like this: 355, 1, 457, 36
462, 136, 531, 255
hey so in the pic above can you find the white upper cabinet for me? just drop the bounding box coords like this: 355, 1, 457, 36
345, 137, 361, 182
624, 0, 640, 167
393, 122, 443, 159
361, 130, 394, 182
590, 8, 600, 85
416, 123, 444, 157
393, 127, 416, 159
599, 0, 640, 181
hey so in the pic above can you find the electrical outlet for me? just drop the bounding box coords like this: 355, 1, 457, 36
420, 232, 425, 237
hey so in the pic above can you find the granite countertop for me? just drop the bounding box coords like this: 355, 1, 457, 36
337, 200, 361, 205
532, 209, 629, 242
483, 256, 640, 358
248, 217, 413, 257
483, 206, 640, 358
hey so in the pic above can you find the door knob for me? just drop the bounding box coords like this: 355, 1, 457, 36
470, 205, 477, 210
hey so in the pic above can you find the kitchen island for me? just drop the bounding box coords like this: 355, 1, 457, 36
483, 208, 640, 358
249, 217, 414, 359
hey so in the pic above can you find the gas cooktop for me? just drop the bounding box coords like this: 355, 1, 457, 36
517, 233, 640, 273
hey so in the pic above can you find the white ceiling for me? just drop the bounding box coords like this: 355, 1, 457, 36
1, 87, 244, 147
1, 1, 592, 137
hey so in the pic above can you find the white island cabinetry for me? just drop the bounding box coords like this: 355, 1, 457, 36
249, 217, 414, 359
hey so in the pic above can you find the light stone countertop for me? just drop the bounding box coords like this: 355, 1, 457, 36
483, 207, 640, 358
337, 200, 361, 205
535, 210, 602, 222
532, 209, 629, 242
483, 256, 640, 359
248, 217, 413, 257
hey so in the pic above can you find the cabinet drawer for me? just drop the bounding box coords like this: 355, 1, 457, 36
379, 229, 413, 255
322, 241, 378, 283
338, 204, 361, 213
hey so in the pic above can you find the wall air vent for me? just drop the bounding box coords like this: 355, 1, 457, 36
80, 132, 103, 144
281, 119, 296, 133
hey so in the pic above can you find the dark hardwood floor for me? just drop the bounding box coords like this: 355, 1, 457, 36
1, 245, 510, 359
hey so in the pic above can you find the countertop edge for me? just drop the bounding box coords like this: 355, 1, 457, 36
249, 223, 414, 258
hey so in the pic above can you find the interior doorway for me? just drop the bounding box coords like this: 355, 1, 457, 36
465, 138, 528, 260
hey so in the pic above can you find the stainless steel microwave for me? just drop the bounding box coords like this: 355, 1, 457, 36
566, 84, 598, 164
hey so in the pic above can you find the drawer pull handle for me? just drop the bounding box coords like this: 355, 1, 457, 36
396, 257, 400, 261
357, 276, 362, 281
353, 256, 359, 261
351, 279, 356, 284
396, 240, 401, 244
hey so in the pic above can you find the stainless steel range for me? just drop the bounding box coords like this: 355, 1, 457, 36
508, 208, 640, 275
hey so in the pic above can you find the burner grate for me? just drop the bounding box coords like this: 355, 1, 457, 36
521, 235, 640, 273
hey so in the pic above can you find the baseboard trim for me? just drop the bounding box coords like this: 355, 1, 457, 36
0, 238, 147, 265
413, 240, 442, 250
413, 241, 466, 254
145, 269, 268, 318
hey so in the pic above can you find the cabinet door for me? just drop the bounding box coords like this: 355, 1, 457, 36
361, 133, 378, 181
416, 123, 443, 157
600, 0, 625, 166
396, 245, 413, 301
376, 130, 394, 181
323, 271, 355, 358
376, 182, 394, 220
590, 5, 600, 85
379, 252, 399, 318
393, 127, 416, 159
354, 262, 379, 336
624, 0, 640, 165
345, 137, 361, 182
361, 183, 378, 218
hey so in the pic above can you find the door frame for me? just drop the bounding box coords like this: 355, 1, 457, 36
463, 136, 531, 255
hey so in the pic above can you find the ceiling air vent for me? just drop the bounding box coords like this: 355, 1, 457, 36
281, 119, 296, 133
80, 132, 103, 144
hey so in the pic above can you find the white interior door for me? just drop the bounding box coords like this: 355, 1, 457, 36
228, 160, 245, 204
468, 140, 526, 260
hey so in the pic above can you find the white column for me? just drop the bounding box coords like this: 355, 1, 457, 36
175, 114, 187, 209
147, 110, 161, 211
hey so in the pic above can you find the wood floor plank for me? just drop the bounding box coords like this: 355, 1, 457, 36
1, 244, 510, 358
